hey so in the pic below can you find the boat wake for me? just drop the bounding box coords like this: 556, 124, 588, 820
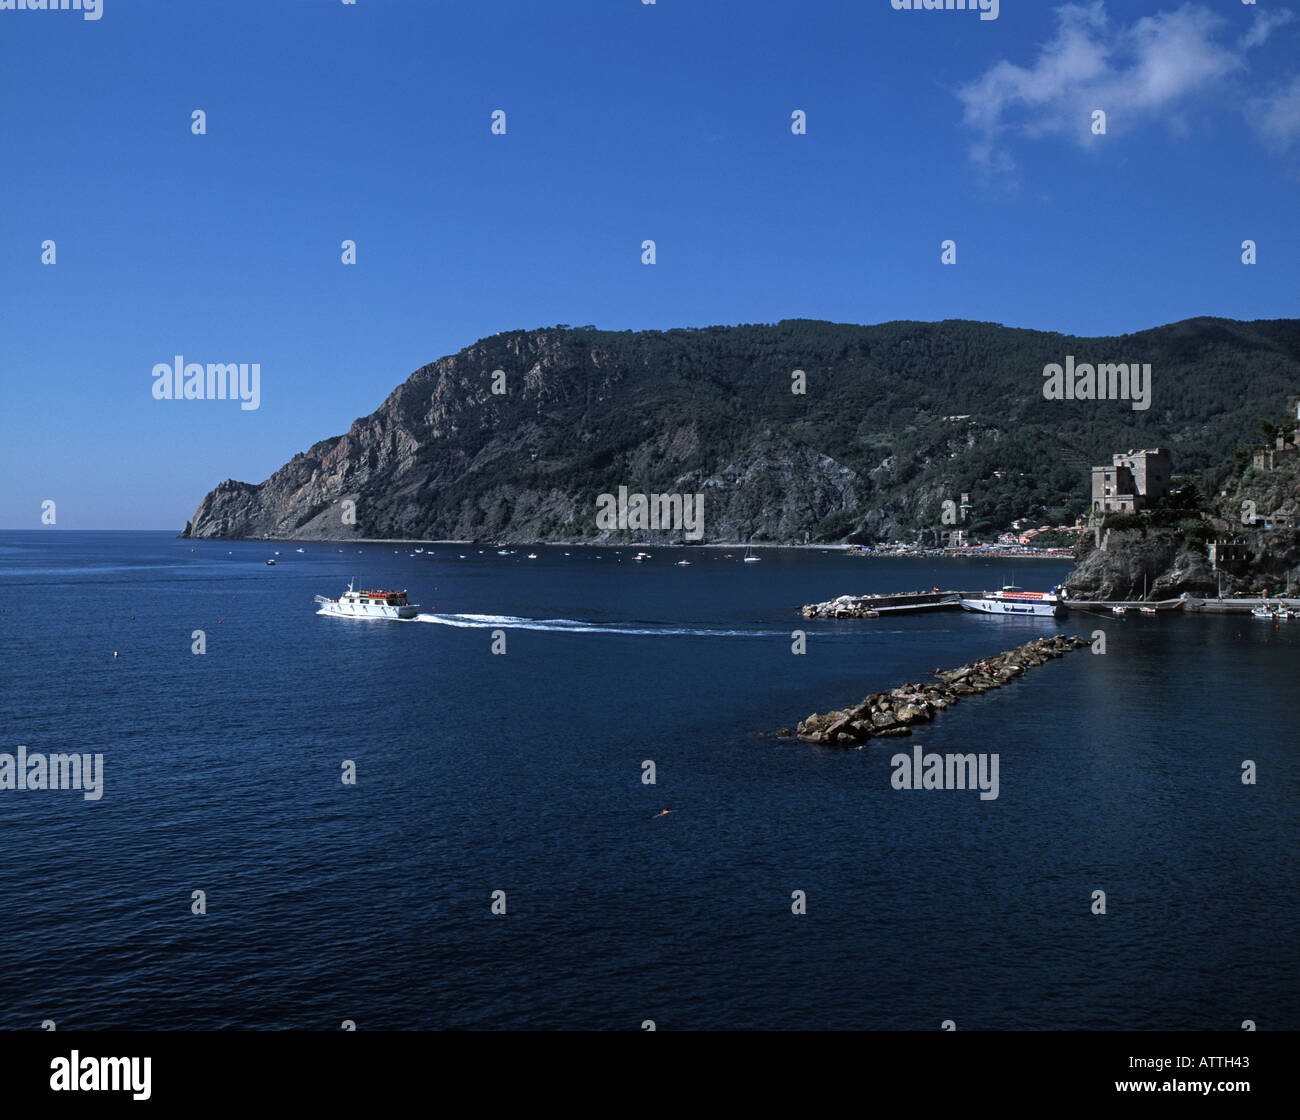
414, 612, 789, 637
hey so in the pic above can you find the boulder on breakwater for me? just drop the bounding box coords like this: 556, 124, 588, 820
800, 590, 960, 618
790, 634, 1091, 746
801, 594, 881, 618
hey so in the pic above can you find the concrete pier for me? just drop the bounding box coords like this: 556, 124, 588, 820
1065, 596, 1300, 614
801, 590, 1300, 619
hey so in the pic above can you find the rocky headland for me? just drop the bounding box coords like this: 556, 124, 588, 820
180, 317, 1300, 545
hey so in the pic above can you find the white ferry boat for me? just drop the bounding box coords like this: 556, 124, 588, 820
314, 579, 420, 620
959, 584, 1066, 618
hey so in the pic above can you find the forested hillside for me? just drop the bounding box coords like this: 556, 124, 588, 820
182, 317, 1300, 543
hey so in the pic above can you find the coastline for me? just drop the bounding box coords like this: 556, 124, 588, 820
179, 534, 1074, 559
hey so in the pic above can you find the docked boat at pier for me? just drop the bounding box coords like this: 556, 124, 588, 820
1252, 604, 1290, 620
960, 585, 1066, 618
314, 579, 420, 620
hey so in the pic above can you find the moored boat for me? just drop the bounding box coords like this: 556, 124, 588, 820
959, 585, 1065, 618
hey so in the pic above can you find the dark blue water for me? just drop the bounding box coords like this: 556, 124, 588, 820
1, 531, 1295, 1030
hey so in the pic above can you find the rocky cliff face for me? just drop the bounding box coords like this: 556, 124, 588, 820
181, 328, 899, 542
1064, 410, 1300, 600
181, 318, 1300, 544
1213, 443, 1300, 594
1065, 530, 1217, 600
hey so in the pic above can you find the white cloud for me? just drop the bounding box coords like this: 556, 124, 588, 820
958, 2, 1295, 170
1250, 73, 1300, 149
1239, 8, 1295, 50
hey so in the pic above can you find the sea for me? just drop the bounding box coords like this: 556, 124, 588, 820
0, 531, 1295, 1030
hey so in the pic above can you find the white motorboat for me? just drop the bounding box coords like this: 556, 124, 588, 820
315, 579, 420, 620
960, 585, 1065, 618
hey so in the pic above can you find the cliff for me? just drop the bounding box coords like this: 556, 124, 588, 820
1065, 408, 1300, 600
1065, 529, 1217, 600
181, 317, 1300, 544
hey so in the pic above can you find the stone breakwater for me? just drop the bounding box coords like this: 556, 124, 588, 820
786, 634, 1092, 746
800, 590, 960, 618
801, 595, 881, 618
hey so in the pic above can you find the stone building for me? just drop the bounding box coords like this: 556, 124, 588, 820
1252, 429, 1298, 471
1209, 538, 1249, 572
1090, 448, 1172, 514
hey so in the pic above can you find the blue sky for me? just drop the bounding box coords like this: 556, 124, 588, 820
2, 0, 1297, 528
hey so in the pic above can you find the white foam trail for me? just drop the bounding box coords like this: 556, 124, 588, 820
415, 612, 790, 637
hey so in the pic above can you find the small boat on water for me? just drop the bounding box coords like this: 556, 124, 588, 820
1139, 606, 1157, 615
527, 553, 538, 559
743, 546, 760, 563
314, 579, 420, 620
296, 548, 305, 553
1111, 605, 1128, 615
676, 560, 691, 567
960, 585, 1065, 618
266, 559, 276, 566
633, 551, 651, 562
1253, 604, 1291, 619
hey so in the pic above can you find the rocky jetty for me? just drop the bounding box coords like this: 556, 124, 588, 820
788, 634, 1091, 746
800, 594, 881, 618
800, 590, 957, 618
